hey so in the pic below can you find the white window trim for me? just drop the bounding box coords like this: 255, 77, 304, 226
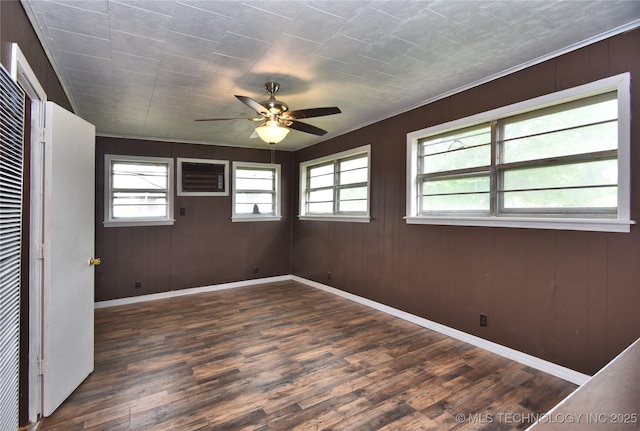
406, 73, 634, 233
299, 144, 371, 223
232, 161, 281, 222
177, 157, 229, 196
104, 154, 175, 227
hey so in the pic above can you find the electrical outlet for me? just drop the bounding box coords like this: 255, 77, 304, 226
253, 266, 259, 274
135, 281, 142, 289
180, 207, 186, 216
327, 271, 332, 280
480, 313, 487, 327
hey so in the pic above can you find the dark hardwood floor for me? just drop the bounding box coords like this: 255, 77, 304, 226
38, 281, 576, 431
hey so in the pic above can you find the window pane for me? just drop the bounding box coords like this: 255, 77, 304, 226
422, 193, 490, 212
235, 203, 274, 215
503, 187, 617, 210
420, 125, 491, 174
236, 177, 274, 191
339, 167, 367, 185
502, 160, 617, 210
502, 121, 617, 163
112, 162, 167, 189
421, 126, 491, 156
309, 173, 334, 189
236, 168, 273, 180
423, 174, 490, 196
502, 160, 617, 191
235, 192, 274, 204
422, 144, 490, 174
339, 200, 367, 212
309, 164, 333, 177
308, 188, 333, 203
339, 186, 367, 201
340, 156, 367, 171
112, 192, 167, 218
308, 202, 333, 214
503, 93, 617, 141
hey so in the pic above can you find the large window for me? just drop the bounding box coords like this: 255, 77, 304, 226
406, 73, 632, 232
299, 145, 371, 222
232, 161, 281, 222
104, 155, 174, 227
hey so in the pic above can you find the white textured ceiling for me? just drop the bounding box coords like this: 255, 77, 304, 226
21, 0, 640, 151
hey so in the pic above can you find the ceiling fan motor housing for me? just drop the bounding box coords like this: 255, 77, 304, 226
262, 82, 288, 116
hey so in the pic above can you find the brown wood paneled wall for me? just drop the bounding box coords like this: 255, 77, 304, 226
292, 29, 640, 376
95, 137, 293, 301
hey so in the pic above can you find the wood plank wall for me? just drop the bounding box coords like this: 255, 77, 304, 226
94, 137, 293, 301
292, 29, 640, 376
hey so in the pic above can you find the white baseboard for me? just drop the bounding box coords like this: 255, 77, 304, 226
94, 274, 590, 385
94, 275, 291, 309
290, 276, 590, 386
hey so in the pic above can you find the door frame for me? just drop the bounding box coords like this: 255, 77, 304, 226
11, 43, 47, 423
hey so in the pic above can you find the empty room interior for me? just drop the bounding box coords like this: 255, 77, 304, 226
1, 1, 639, 430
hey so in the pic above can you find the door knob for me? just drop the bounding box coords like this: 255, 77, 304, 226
89, 258, 101, 266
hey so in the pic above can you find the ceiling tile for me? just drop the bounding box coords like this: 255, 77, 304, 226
169, 2, 233, 41
112, 51, 160, 75
159, 52, 207, 77
108, 1, 172, 40
33, 1, 110, 39
284, 4, 350, 44
48, 28, 111, 58
111, 30, 166, 59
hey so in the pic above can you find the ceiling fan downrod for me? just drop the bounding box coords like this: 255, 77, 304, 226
265, 81, 279, 96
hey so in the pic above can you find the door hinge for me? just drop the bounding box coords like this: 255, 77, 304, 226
37, 243, 45, 259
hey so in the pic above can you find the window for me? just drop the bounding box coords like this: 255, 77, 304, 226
406, 73, 632, 232
104, 155, 174, 227
299, 145, 371, 222
177, 158, 228, 196
232, 162, 281, 222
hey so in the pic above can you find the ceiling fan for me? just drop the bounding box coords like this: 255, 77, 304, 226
195, 81, 341, 145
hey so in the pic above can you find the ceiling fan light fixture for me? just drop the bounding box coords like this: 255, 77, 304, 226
255, 120, 289, 144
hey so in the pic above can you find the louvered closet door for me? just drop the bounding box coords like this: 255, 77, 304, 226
0, 65, 25, 431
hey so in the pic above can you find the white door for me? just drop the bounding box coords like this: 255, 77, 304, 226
42, 102, 96, 416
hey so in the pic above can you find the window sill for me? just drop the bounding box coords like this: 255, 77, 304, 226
104, 219, 175, 228
232, 215, 282, 222
298, 215, 370, 223
404, 215, 634, 233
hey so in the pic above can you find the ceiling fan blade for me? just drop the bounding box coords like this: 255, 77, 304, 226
285, 120, 328, 136
235, 95, 269, 116
195, 117, 262, 122
286, 107, 341, 119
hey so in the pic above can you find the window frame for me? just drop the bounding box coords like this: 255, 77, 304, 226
232, 161, 281, 222
406, 73, 633, 233
104, 154, 175, 227
299, 144, 371, 223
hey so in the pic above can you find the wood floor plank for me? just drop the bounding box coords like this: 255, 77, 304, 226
38, 281, 576, 430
